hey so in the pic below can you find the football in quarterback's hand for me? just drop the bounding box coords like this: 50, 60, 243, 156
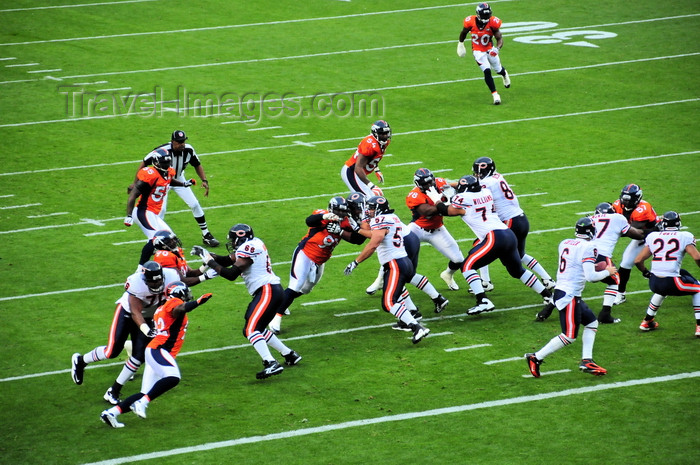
595, 261, 608, 272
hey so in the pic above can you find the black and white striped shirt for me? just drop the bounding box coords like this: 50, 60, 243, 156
143, 142, 201, 180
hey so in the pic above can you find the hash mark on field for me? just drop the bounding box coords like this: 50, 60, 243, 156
334, 309, 380, 317
484, 356, 523, 365
83, 230, 126, 236
96, 87, 131, 91
80, 218, 105, 226
522, 369, 572, 378
385, 161, 422, 167
221, 119, 256, 124
445, 343, 492, 352
0, 194, 14, 198
79, 371, 700, 465
273, 133, 310, 138
27, 212, 68, 218
328, 147, 357, 152
27, 68, 62, 73
247, 126, 281, 131
112, 239, 146, 245
0, 203, 41, 209
542, 200, 582, 207
5, 63, 38, 67
301, 298, 347, 306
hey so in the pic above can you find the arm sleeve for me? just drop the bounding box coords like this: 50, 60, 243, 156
306, 213, 325, 227
211, 254, 234, 267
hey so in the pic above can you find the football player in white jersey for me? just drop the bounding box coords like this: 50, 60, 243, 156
634, 211, 700, 337
344, 196, 430, 344
472, 157, 556, 293
71, 261, 180, 404
426, 176, 553, 315
525, 218, 617, 378
193, 224, 301, 379
588, 202, 644, 323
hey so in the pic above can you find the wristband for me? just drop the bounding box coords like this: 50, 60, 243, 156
198, 264, 208, 273
435, 202, 449, 215
199, 274, 208, 282
140, 323, 151, 336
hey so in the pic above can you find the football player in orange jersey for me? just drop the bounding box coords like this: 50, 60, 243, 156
406, 168, 465, 291
268, 196, 367, 334
457, 3, 510, 105
340, 120, 391, 197
125, 149, 196, 266
100, 282, 213, 428
341, 120, 392, 294
129, 130, 220, 248
611, 184, 659, 305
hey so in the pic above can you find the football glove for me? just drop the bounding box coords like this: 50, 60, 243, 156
425, 187, 443, 205
457, 41, 467, 57
488, 47, 499, 57
322, 213, 340, 222
344, 260, 359, 276
196, 293, 213, 305
183, 178, 197, 188
190, 245, 213, 264
642, 269, 651, 279
326, 222, 342, 235
140, 323, 157, 338
124, 216, 133, 227
375, 169, 384, 184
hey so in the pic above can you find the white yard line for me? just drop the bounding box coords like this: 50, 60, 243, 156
80, 371, 700, 465
0, 0, 155, 13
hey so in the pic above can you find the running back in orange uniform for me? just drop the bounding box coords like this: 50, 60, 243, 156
149, 296, 188, 356
457, 3, 510, 104
135, 166, 175, 215
340, 120, 392, 197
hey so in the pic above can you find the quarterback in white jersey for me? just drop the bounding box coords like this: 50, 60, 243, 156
344, 196, 430, 344
71, 261, 179, 405
198, 224, 301, 380
525, 218, 616, 378
589, 202, 645, 323
428, 175, 553, 315
634, 211, 700, 336
472, 157, 555, 292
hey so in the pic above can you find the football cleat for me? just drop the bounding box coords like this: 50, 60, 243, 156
525, 353, 543, 378
598, 311, 621, 324
542, 278, 556, 291
103, 387, 121, 406
467, 298, 495, 315
440, 270, 460, 290
613, 293, 626, 305
100, 410, 124, 428
391, 321, 412, 332
579, 359, 607, 376
535, 302, 555, 322
410, 309, 423, 321
283, 350, 302, 366
639, 319, 658, 332
433, 295, 449, 313
502, 70, 511, 88
202, 232, 220, 247
492, 92, 501, 105
71, 353, 85, 385
365, 275, 384, 295
256, 360, 284, 379
410, 323, 430, 344
130, 398, 148, 419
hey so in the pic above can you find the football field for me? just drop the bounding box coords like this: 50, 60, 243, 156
1, 1, 699, 464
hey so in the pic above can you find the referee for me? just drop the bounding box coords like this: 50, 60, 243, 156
129, 130, 220, 247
